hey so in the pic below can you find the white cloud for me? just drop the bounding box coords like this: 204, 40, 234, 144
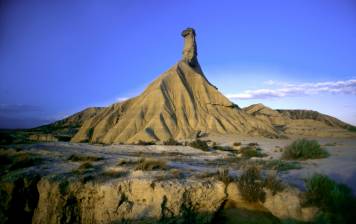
116, 97, 129, 102
227, 79, 356, 100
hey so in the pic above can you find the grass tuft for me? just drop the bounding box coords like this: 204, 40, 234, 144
282, 139, 329, 160
134, 158, 167, 171
189, 140, 209, 151
0, 149, 43, 172
264, 174, 284, 195
163, 138, 182, 146
67, 154, 103, 162
233, 142, 242, 147
216, 168, 232, 185
240, 146, 267, 158
238, 166, 266, 203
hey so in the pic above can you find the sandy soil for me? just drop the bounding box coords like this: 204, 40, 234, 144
5, 135, 356, 193
205, 134, 356, 193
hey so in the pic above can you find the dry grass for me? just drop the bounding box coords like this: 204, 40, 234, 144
134, 158, 167, 171
233, 142, 242, 147
117, 159, 136, 166
216, 168, 232, 184
0, 149, 43, 172
102, 170, 128, 178
238, 165, 266, 203
264, 174, 284, 195
78, 162, 94, 170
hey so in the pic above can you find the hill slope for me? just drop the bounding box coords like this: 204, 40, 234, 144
244, 104, 355, 137
71, 62, 277, 144
32, 107, 104, 138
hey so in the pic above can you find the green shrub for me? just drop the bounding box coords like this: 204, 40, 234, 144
135, 158, 167, 171
238, 166, 266, 203
240, 146, 267, 158
189, 140, 209, 151
163, 138, 182, 146
67, 154, 103, 162
304, 174, 356, 224
282, 139, 329, 160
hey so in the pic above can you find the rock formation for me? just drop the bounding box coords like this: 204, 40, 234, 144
244, 103, 355, 137
181, 28, 201, 72
70, 29, 278, 144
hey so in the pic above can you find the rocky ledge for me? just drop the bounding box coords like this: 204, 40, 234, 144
0, 142, 318, 224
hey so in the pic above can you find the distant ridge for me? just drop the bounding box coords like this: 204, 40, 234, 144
33, 107, 103, 137
244, 103, 355, 137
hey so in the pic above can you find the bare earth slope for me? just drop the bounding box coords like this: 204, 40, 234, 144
244, 103, 356, 137
71, 62, 277, 144
33, 107, 104, 137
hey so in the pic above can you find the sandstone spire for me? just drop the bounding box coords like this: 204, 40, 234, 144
181, 28, 202, 73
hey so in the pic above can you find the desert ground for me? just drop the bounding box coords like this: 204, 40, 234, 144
1, 135, 355, 223
8, 136, 356, 193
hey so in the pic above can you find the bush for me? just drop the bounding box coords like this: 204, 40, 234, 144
117, 159, 136, 166
248, 142, 259, 147
102, 170, 128, 178
135, 158, 167, 171
264, 174, 284, 195
67, 154, 103, 162
73, 162, 96, 175
212, 145, 235, 152
136, 140, 156, 145
238, 166, 266, 203
304, 174, 356, 224
240, 146, 267, 158
163, 138, 182, 146
0, 150, 43, 172
189, 140, 209, 151
282, 139, 329, 160
78, 162, 94, 170
262, 160, 301, 172
348, 126, 356, 132
233, 142, 242, 147
216, 168, 232, 184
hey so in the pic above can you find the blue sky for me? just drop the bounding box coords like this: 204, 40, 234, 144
1, 0, 356, 128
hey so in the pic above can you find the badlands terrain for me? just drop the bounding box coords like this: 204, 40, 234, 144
1, 28, 356, 223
